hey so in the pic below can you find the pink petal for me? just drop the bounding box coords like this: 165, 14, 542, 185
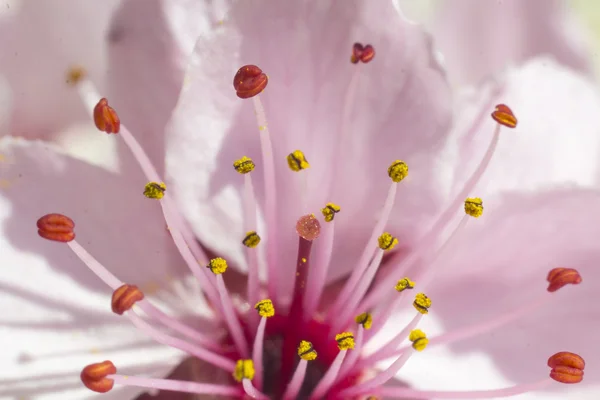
432, 0, 593, 85
166, 0, 452, 290
425, 188, 600, 388
0, 0, 119, 138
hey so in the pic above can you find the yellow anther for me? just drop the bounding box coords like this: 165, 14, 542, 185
464, 197, 484, 218
387, 160, 408, 183
233, 156, 255, 174
355, 312, 373, 330
206, 257, 228, 274
409, 329, 428, 351
413, 293, 432, 314
242, 231, 261, 248
254, 299, 275, 318
143, 182, 166, 199
66, 66, 86, 86
321, 203, 341, 222
365, 397, 379, 400
297, 340, 318, 361
395, 277, 415, 292
233, 359, 255, 382
335, 332, 355, 350
378, 232, 398, 251
287, 150, 310, 171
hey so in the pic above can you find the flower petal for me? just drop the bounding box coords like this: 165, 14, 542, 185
432, 0, 593, 85
166, 0, 452, 291
423, 188, 600, 389
0, 0, 119, 138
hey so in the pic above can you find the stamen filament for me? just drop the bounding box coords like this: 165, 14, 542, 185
364, 123, 501, 308
108, 374, 242, 397
215, 275, 249, 357
303, 218, 336, 319
126, 311, 235, 371
67, 241, 220, 350
337, 325, 365, 380
310, 349, 348, 399
251, 95, 279, 302
282, 359, 308, 400
252, 316, 268, 390
243, 378, 269, 400
376, 379, 551, 399
243, 173, 261, 316
328, 182, 398, 318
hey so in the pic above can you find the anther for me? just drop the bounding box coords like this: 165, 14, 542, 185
66, 66, 86, 86
287, 150, 310, 171
351, 43, 375, 64
321, 202, 341, 222
548, 352, 585, 384
233, 156, 255, 174
395, 277, 415, 292
254, 299, 275, 318
335, 332, 355, 350
547, 268, 582, 292
93, 98, 120, 134
37, 213, 75, 242
207, 257, 228, 274
233, 359, 255, 382
378, 232, 398, 251
297, 340, 318, 361
111, 284, 144, 315
143, 182, 166, 200
413, 293, 432, 314
409, 329, 428, 351
464, 197, 484, 218
233, 65, 268, 99
491, 104, 518, 128
243, 231, 261, 248
81, 360, 116, 393
296, 214, 321, 241
355, 312, 373, 329
387, 160, 408, 182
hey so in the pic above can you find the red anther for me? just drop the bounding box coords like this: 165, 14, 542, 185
546, 267, 582, 292
491, 104, 517, 128
548, 352, 585, 384
93, 98, 121, 134
111, 284, 144, 315
233, 65, 268, 99
36, 213, 75, 242
351, 43, 375, 64
296, 214, 321, 241
81, 360, 117, 393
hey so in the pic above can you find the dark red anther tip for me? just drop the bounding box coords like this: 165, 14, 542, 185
93, 98, 120, 134
491, 104, 517, 128
351, 43, 375, 64
546, 267, 582, 292
111, 284, 144, 315
37, 213, 75, 242
81, 360, 117, 393
233, 65, 268, 99
548, 352, 584, 384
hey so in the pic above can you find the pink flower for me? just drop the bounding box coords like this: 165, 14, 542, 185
1, 1, 600, 399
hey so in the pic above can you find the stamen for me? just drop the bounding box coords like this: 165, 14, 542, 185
233, 156, 256, 174
243, 379, 269, 400
409, 329, 429, 351
111, 284, 144, 315
491, 104, 518, 128
464, 197, 484, 218
328, 161, 403, 318
547, 268, 582, 292
233, 65, 268, 99
413, 293, 432, 314
378, 232, 399, 250
395, 277, 415, 292
549, 352, 585, 384
143, 182, 166, 200
283, 341, 316, 400
321, 202, 341, 222
252, 299, 275, 391
36, 213, 75, 242
66, 66, 86, 86
93, 98, 120, 134
351, 43, 376, 64
355, 312, 373, 329
208, 257, 249, 357
81, 360, 116, 393
287, 150, 310, 172
243, 231, 261, 248
338, 314, 372, 381
310, 333, 354, 399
